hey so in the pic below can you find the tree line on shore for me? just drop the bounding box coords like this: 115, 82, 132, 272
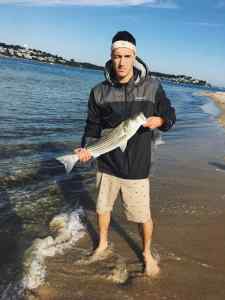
0, 41, 209, 87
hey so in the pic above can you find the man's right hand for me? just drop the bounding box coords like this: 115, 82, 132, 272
74, 148, 92, 162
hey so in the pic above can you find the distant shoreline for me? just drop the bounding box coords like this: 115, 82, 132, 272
0, 42, 210, 87
199, 91, 225, 128
0, 54, 210, 87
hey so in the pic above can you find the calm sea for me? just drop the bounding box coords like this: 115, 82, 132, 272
0, 57, 225, 298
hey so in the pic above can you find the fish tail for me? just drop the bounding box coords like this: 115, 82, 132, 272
56, 154, 79, 174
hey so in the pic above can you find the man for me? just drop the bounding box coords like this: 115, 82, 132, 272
75, 31, 176, 277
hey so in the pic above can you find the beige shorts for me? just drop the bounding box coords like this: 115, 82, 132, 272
96, 172, 151, 223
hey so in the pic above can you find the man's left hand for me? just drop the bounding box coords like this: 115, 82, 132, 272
143, 116, 165, 129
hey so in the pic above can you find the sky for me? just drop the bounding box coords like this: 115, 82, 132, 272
0, 0, 225, 87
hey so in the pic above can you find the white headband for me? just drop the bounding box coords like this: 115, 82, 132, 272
111, 40, 136, 54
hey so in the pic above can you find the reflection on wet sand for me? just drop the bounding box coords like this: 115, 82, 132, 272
24, 160, 225, 300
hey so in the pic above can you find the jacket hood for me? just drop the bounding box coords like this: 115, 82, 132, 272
104, 56, 150, 86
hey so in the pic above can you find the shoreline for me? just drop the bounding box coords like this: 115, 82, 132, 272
0, 54, 210, 87
199, 91, 225, 128
24, 161, 225, 300
22, 91, 225, 300
1, 55, 225, 299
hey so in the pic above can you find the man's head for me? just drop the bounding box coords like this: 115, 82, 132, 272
111, 31, 136, 83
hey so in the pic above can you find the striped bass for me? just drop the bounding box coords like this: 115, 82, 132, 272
57, 112, 146, 174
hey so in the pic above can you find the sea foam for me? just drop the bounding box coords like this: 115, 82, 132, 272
1, 209, 85, 299
22, 209, 85, 290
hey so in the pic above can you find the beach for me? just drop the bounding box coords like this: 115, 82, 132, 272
199, 91, 225, 128
26, 96, 225, 298
1, 58, 225, 300
26, 160, 225, 300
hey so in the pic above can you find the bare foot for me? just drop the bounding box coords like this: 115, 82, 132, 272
143, 253, 160, 278
75, 244, 113, 265
88, 244, 113, 263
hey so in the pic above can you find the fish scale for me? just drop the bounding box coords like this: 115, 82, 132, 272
56, 113, 146, 174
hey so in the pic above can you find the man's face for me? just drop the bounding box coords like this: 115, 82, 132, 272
111, 47, 135, 80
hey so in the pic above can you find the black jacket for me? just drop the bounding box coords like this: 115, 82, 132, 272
81, 56, 176, 179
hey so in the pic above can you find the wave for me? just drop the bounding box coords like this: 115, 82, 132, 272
0, 159, 65, 188
23, 209, 85, 289
0, 141, 71, 160
1, 127, 80, 139
0, 209, 85, 299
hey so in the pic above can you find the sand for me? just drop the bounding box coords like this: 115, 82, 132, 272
25, 216, 225, 300
199, 91, 225, 128
24, 165, 225, 300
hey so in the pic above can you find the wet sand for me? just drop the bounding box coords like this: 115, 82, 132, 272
28, 218, 225, 300
25, 162, 225, 300
199, 91, 225, 128
23, 90, 225, 300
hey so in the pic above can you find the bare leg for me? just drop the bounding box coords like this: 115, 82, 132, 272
139, 219, 160, 277
75, 212, 112, 265
88, 212, 113, 262
95, 212, 111, 252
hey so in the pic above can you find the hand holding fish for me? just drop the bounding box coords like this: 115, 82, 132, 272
74, 148, 92, 162
57, 113, 147, 173
143, 116, 165, 129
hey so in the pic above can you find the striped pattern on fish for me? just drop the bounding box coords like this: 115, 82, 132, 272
57, 113, 146, 174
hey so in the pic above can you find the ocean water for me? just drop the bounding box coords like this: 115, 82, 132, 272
0, 57, 225, 298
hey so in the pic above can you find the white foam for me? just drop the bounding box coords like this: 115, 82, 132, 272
1, 209, 85, 298
22, 209, 85, 290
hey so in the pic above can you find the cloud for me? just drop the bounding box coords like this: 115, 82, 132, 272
184, 21, 225, 28
0, 0, 178, 8
216, 1, 225, 8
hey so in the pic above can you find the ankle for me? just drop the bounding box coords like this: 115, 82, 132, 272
143, 251, 154, 261
98, 241, 108, 250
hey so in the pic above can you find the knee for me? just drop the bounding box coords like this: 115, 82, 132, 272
149, 218, 154, 226
144, 218, 154, 229
143, 216, 153, 224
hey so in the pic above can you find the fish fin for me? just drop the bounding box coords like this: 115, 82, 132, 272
119, 141, 128, 152
56, 154, 79, 174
